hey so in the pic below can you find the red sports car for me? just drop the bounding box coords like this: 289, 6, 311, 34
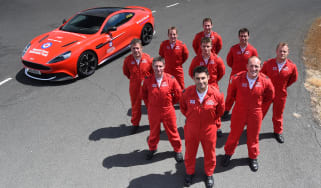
21, 6, 154, 81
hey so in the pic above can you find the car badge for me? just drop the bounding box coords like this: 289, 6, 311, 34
41, 42, 52, 49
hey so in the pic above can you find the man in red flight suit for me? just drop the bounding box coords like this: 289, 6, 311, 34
180, 66, 225, 188
123, 39, 153, 134
159, 26, 189, 89
141, 56, 183, 162
222, 28, 258, 120
222, 56, 274, 172
261, 42, 298, 143
189, 37, 225, 137
192, 17, 223, 55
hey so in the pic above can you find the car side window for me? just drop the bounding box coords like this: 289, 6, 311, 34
104, 12, 135, 31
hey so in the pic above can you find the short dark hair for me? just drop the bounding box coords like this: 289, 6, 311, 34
203, 18, 212, 25
238, 28, 249, 36
152, 56, 165, 66
276, 42, 288, 51
193, 66, 209, 77
201, 37, 212, 45
130, 38, 142, 46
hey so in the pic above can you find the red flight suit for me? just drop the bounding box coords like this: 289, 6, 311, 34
123, 53, 153, 126
180, 85, 225, 176
261, 58, 298, 134
141, 73, 182, 152
192, 31, 223, 55
224, 72, 274, 159
188, 53, 225, 129
226, 43, 258, 77
159, 39, 189, 89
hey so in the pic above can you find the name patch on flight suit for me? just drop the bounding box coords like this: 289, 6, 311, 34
242, 83, 248, 87
131, 61, 135, 64
283, 67, 289, 71
255, 82, 262, 87
200, 62, 205, 66
141, 59, 147, 63
161, 82, 168, 87
245, 51, 250, 55
209, 60, 214, 64
152, 84, 157, 87
166, 46, 170, 49
190, 100, 195, 104
175, 46, 180, 50
206, 100, 215, 105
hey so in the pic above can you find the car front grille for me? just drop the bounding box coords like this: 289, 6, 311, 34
22, 60, 51, 70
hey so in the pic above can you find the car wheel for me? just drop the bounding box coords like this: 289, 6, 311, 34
77, 51, 97, 77
140, 24, 153, 45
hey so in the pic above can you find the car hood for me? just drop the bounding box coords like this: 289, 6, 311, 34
23, 30, 89, 64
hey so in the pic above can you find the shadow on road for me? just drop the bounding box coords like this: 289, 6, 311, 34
15, 68, 76, 86
88, 124, 149, 141
127, 158, 206, 188
127, 105, 148, 116
215, 154, 249, 173
103, 150, 174, 169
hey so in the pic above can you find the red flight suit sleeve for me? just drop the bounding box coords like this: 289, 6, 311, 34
226, 47, 233, 68
192, 34, 200, 54
287, 64, 298, 87
215, 92, 225, 118
182, 43, 189, 65
159, 42, 165, 58
188, 57, 197, 79
225, 76, 237, 111
262, 76, 275, 105
141, 78, 149, 107
216, 56, 225, 82
122, 57, 130, 79
179, 91, 187, 116
215, 34, 223, 54
172, 77, 183, 104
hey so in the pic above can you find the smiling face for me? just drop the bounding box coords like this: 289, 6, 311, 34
276, 45, 289, 62
168, 28, 177, 44
131, 43, 142, 59
201, 41, 212, 58
203, 21, 213, 35
153, 60, 165, 78
239, 31, 249, 47
194, 72, 209, 93
247, 57, 261, 79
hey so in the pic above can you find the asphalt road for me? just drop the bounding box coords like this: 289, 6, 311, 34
1, 0, 321, 187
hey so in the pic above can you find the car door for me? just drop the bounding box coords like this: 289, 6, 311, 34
101, 12, 135, 58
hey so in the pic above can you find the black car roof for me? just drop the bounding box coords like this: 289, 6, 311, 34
81, 7, 127, 18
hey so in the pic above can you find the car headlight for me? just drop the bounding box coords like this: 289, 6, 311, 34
22, 43, 31, 57
47, 51, 71, 64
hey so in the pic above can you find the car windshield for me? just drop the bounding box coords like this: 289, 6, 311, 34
60, 14, 105, 34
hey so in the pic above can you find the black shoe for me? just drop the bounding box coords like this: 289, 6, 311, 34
221, 154, 231, 167
274, 133, 284, 143
175, 152, 184, 163
249, 158, 258, 172
184, 174, 194, 187
146, 150, 156, 160
205, 175, 214, 188
217, 129, 223, 138
131, 126, 139, 135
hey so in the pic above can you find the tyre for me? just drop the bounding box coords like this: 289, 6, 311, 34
140, 24, 153, 45
77, 51, 97, 77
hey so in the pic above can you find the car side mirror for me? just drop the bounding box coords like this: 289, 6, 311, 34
102, 26, 117, 34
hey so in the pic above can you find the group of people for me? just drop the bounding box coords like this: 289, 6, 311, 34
122, 17, 298, 188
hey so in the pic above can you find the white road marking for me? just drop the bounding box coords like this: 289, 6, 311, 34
166, 3, 179, 8
0, 78, 12, 86
152, 10, 156, 13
